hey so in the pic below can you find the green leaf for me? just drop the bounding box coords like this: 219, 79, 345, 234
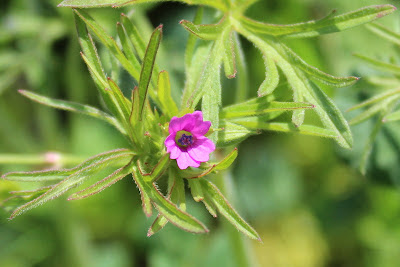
6, 149, 134, 219
201, 197, 217, 218
138, 25, 163, 118
180, 17, 227, 40
116, 21, 142, 76
200, 179, 260, 240
383, 110, 400, 122
59, 0, 229, 11
354, 53, 400, 74
283, 44, 359, 87
1, 186, 53, 213
240, 5, 396, 38
222, 29, 237, 79
74, 11, 121, 118
158, 71, 179, 118
132, 164, 153, 217
188, 179, 204, 202
185, 7, 204, 69
68, 160, 134, 200
233, 31, 249, 102
74, 9, 140, 81
301, 81, 353, 148
232, 118, 337, 138
18, 90, 125, 134
349, 95, 400, 125
139, 154, 170, 182
258, 51, 279, 96
2, 149, 132, 182
132, 167, 208, 233
107, 77, 132, 122
213, 147, 238, 171
221, 100, 314, 119
367, 23, 400, 46
218, 121, 256, 147
347, 88, 400, 112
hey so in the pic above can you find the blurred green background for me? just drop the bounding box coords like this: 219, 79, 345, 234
1, 0, 400, 266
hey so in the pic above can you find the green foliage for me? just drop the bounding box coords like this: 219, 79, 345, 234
348, 23, 400, 175
1, 0, 397, 245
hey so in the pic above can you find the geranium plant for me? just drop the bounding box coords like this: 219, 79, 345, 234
0, 0, 396, 245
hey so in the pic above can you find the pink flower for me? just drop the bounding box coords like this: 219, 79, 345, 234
165, 111, 216, 169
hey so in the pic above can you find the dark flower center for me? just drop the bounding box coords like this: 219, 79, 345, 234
177, 133, 194, 147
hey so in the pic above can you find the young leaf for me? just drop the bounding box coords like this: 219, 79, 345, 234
138, 154, 170, 182
107, 78, 132, 121
68, 160, 135, 200
240, 5, 396, 38
138, 25, 163, 118
6, 149, 134, 219
158, 71, 178, 118
200, 179, 260, 240
18, 90, 126, 134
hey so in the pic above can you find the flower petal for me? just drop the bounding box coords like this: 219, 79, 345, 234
176, 152, 201, 169
170, 146, 182, 159
164, 134, 176, 152
188, 137, 215, 162
191, 121, 211, 137
169, 113, 195, 134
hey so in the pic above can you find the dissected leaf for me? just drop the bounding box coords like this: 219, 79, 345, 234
2, 149, 133, 182
68, 160, 135, 200
221, 101, 314, 119
240, 5, 396, 38
200, 179, 260, 240
222, 29, 236, 78
6, 149, 134, 219
258, 52, 279, 96
132, 167, 208, 233
283, 44, 359, 87
383, 110, 400, 123
232, 118, 337, 138
18, 90, 125, 134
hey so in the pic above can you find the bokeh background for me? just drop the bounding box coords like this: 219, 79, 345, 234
1, 0, 400, 266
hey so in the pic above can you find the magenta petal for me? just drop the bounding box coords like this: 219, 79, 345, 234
187, 146, 210, 162
164, 134, 176, 152
176, 152, 200, 169
169, 113, 195, 134
170, 146, 182, 159
194, 137, 215, 152
191, 121, 211, 137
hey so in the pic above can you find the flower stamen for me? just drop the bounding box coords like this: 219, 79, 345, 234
177, 133, 194, 147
